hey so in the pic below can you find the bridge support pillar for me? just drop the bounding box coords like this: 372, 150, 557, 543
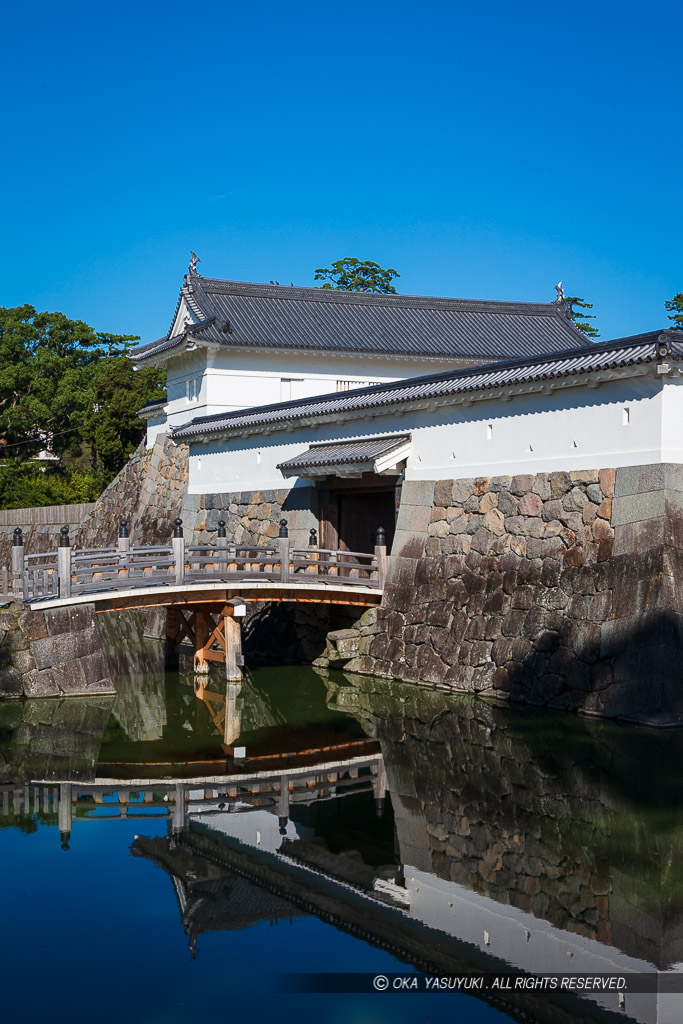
193, 611, 211, 675
224, 611, 243, 682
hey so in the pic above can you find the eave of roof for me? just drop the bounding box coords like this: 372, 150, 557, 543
277, 433, 411, 474
172, 330, 683, 443
136, 399, 168, 419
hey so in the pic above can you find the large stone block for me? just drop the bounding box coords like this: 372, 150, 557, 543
399, 480, 436, 508
23, 668, 58, 698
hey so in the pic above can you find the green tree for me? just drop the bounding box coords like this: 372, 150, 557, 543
0, 306, 164, 507
314, 258, 400, 293
564, 296, 600, 339
665, 293, 683, 331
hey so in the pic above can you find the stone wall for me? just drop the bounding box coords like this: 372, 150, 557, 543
0, 604, 116, 699
75, 432, 318, 549
0, 523, 81, 574
244, 602, 370, 666
338, 467, 683, 723
183, 483, 318, 549
76, 435, 189, 548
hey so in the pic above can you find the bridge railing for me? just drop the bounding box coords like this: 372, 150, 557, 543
3, 518, 388, 603
23, 551, 59, 601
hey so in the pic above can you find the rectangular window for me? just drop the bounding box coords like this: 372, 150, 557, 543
336, 380, 351, 392
186, 378, 199, 402
280, 378, 304, 401
623, 406, 630, 426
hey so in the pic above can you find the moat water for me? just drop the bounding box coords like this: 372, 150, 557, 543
1, 615, 682, 1024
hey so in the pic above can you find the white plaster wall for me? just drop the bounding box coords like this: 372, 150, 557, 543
144, 414, 167, 449
660, 377, 683, 464
187, 373, 671, 494
165, 349, 211, 427
158, 346, 469, 434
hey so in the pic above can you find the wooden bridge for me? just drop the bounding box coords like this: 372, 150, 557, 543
3, 517, 386, 680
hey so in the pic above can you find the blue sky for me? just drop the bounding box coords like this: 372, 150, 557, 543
2, 0, 681, 345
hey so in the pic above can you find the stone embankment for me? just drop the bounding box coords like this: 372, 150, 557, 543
76, 433, 317, 549
0, 605, 115, 699
345, 470, 617, 711
338, 466, 683, 723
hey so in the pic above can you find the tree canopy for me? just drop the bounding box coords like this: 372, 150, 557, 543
564, 296, 600, 339
0, 305, 164, 507
665, 293, 683, 331
314, 258, 400, 294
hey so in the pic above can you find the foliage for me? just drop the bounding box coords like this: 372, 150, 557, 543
314, 257, 400, 293
665, 293, 683, 331
0, 306, 164, 508
564, 295, 600, 339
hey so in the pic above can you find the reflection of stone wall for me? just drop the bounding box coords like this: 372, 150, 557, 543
0, 696, 114, 783
96, 610, 167, 742
325, 674, 683, 968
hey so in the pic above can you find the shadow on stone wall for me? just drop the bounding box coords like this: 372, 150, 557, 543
243, 602, 368, 666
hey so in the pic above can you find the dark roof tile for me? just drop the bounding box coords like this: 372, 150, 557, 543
130, 274, 589, 363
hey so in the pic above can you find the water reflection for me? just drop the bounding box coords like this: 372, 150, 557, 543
1, 635, 682, 1023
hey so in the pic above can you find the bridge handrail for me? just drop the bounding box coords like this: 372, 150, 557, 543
11, 521, 386, 604
130, 545, 173, 554
293, 547, 375, 559
71, 547, 118, 558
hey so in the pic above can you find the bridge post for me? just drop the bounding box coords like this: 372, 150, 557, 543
58, 526, 72, 598
172, 518, 185, 584
278, 519, 290, 583
217, 520, 228, 573
193, 610, 210, 675
118, 519, 130, 553
11, 528, 24, 600
308, 528, 318, 575
172, 783, 186, 834
118, 519, 129, 580
224, 598, 245, 681
375, 526, 387, 588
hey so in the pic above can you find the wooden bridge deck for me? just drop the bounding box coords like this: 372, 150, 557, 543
27, 577, 383, 612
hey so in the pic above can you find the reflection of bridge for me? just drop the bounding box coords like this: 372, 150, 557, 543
4, 518, 385, 679
0, 751, 385, 848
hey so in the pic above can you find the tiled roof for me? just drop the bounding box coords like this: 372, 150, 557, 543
172, 330, 682, 441
277, 434, 410, 476
130, 273, 589, 363
136, 399, 167, 417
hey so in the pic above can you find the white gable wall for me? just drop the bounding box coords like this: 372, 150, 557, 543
186, 372, 670, 494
